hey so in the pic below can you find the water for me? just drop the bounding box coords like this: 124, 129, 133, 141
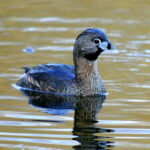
0, 0, 150, 149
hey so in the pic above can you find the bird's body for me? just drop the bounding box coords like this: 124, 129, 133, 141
17, 28, 113, 96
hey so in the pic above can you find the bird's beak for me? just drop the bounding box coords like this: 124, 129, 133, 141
98, 41, 114, 51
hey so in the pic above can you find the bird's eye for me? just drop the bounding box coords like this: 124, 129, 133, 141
93, 38, 101, 44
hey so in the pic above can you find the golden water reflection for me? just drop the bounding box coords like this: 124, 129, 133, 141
0, 0, 150, 149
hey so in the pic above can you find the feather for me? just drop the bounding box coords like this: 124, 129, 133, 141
23, 66, 30, 73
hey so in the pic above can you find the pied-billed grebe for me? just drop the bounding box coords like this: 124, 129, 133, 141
17, 28, 114, 96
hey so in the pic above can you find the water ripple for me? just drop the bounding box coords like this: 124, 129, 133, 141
0, 95, 25, 100
51, 38, 75, 44
0, 111, 73, 121
126, 83, 150, 89
0, 137, 79, 146
99, 120, 150, 126
0, 120, 52, 127
11, 17, 140, 25
0, 73, 22, 78
130, 40, 150, 45
12, 17, 114, 24
0, 143, 52, 150
113, 128, 150, 134
37, 45, 73, 51
22, 27, 68, 32
0, 42, 23, 46
29, 128, 72, 132
0, 132, 76, 138
145, 49, 150, 53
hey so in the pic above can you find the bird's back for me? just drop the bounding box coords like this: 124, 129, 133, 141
17, 64, 76, 95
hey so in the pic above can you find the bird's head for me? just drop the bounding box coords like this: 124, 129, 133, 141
73, 28, 114, 61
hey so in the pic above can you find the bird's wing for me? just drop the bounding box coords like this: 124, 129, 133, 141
17, 64, 75, 92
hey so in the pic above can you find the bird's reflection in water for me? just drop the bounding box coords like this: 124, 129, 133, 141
73, 95, 114, 150
20, 89, 114, 150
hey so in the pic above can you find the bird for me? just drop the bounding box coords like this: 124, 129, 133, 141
17, 28, 114, 96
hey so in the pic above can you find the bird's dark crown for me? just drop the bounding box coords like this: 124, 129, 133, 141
76, 28, 108, 41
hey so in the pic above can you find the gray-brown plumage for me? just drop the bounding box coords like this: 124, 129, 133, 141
17, 28, 114, 96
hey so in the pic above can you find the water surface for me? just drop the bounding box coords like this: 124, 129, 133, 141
0, 0, 150, 149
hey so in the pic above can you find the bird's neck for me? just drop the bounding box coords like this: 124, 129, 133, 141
74, 57, 99, 82
74, 57, 106, 95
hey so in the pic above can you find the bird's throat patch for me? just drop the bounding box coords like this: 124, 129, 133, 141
83, 49, 102, 61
